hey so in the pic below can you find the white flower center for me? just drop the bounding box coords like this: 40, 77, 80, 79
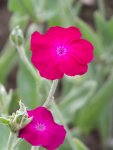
36, 123, 46, 131
56, 46, 67, 56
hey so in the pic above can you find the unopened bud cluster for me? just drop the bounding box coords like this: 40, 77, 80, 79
0, 101, 32, 133
9, 101, 32, 133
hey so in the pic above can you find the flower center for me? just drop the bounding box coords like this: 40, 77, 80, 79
56, 46, 67, 56
36, 123, 46, 131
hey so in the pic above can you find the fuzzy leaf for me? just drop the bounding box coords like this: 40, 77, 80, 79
0, 117, 9, 125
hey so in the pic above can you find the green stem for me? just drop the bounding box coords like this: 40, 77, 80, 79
43, 80, 59, 107
6, 132, 17, 150
13, 139, 23, 150
44, 80, 76, 148
52, 101, 76, 150
98, 0, 106, 18
31, 146, 39, 150
16, 45, 39, 82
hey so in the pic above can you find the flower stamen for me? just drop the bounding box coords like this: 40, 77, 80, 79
36, 123, 46, 131
56, 46, 67, 56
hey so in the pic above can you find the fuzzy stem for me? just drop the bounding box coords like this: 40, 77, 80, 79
13, 139, 23, 149
6, 132, 17, 150
44, 80, 76, 149
98, 0, 106, 17
31, 146, 37, 150
43, 80, 59, 107
16, 45, 39, 81
31, 146, 38, 150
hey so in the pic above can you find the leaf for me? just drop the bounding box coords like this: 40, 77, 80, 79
76, 74, 113, 132
94, 12, 113, 46
107, 16, 113, 43
0, 117, 9, 125
48, 1, 82, 27
61, 80, 97, 107
8, 0, 36, 20
98, 102, 112, 144
60, 80, 97, 123
37, 10, 57, 22
94, 12, 110, 45
15, 140, 31, 150
0, 43, 17, 83
9, 14, 28, 30
73, 138, 89, 150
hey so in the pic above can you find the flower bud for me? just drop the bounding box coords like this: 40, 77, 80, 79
9, 100, 32, 133
10, 26, 24, 46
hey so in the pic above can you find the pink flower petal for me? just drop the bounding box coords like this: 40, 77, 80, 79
19, 123, 42, 146
59, 55, 88, 76
39, 58, 64, 80
42, 123, 66, 150
69, 39, 94, 64
46, 26, 82, 46
30, 32, 44, 52
31, 50, 64, 80
28, 107, 54, 124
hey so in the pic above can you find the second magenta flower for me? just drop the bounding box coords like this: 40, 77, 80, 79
19, 106, 66, 150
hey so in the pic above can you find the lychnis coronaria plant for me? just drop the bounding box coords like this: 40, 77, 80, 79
1, 26, 94, 150
18, 26, 94, 149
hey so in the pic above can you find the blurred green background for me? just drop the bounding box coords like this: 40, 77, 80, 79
0, 0, 113, 149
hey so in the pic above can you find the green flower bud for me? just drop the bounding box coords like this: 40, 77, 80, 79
9, 100, 32, 133
10, 26, 24, 46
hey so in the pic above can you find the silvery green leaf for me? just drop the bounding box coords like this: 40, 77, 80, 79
0, 117, 10, 125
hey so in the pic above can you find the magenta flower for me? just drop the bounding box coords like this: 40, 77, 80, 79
30, 26, 94, 80
19, 107, 66, 150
